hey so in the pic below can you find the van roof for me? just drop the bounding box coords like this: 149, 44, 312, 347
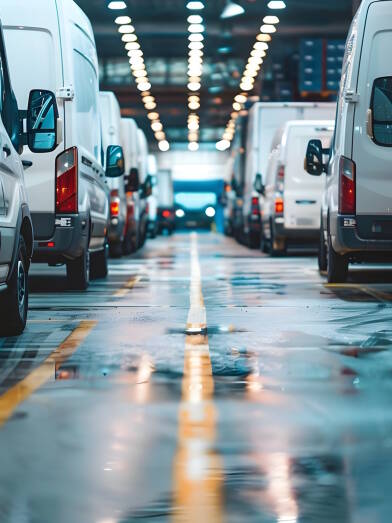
271, 120, 335, 151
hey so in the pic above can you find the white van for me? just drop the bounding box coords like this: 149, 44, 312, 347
305, 0, 392, 282
99, 91, 127, 257
147, 154, 158, 238
1, 0, 122, 289
261, 121, 334, 255
0, 23, 60, 335
121, 117, 141, 253
136, 129, 150, 247
236, 102, 336, 248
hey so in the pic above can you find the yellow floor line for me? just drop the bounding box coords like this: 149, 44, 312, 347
325, 282, 392, 302
172, 232, 224, 523
114, 274, 142, 297
0, 320, 97, 426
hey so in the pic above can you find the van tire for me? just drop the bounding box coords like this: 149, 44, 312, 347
270, 224, 286, 257
67, 248, 89, 290
0, 237, 29, 337
123, 230, 137, 255
109, 242, 123, 258
90, 242, 109, 280
327, 235, 348, 283
318, 226, 328, 272
249, 230, 260, 249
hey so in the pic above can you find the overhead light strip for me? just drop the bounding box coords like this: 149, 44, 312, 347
110, 1, 170, 152
216, 3, 285, 151
186, 2, 205, 151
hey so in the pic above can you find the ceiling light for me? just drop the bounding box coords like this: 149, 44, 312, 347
221, 1, 245, 19
158, 140, 170, 152
115, 16, 131, 24
232, 102, 242, 111
155, 131, 166, 141
188, 101, 200, 110
147, 112, 159, 120
260, 24, 276, 33
189, 33, 204, 42
133, 70, 148, 78
188, 95, 200, 102
256, 33, 271, 42
188, 24, 205, 33
144, 102, 157, 110
235, 94, 247, 103
188, 142, 199, 151
188, 121, 199, 131
188, 41, 204, 50
188, 82, 201, 91
268, 0, 286, 8
151, 122, 163, 132
216, 139, 231, 151
122, 33, 137, 42
244, 69, 258, 78
128, 50, 143, 58
188, 15, 203, 23
254, 42, 269, 51
135, 76, 149, 84
141, 91, 151, 97
143, 96, 155, 103
251, 49, 266, 58
137, 82, 151, 91
189, 49, 203, 57
118, 24, 135, 33
108, 1, 127, 9
125, 42, 140, 50
186, 1, 204, 9
263, 15, 279, 24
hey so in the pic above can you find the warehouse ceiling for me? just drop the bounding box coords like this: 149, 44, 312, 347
76, 0, 354, 145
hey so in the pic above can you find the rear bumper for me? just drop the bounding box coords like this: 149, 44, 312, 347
333, 215, 392, 259
273, 218, 319, 242
32, 213, 89, 263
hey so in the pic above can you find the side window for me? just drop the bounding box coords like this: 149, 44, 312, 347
371, 77, 392, 147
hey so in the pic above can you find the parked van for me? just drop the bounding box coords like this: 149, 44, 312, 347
157, 169, 175, 234
121, 117, 141, 253
136, 129, 150, 247
236, 102, 336, 248
306, 0, 392, 282
260, 121, 334, 255
147, 154, 158, 238
1, 0, 121, 290
0, 23, 60, 334
99, 91, 127, 257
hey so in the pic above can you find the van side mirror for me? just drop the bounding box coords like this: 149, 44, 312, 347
143, 175, 153, 198
126, 168, 140, 192
106, 145, 125, 178
254, 173, 265, 195
305, 139, 328, 176
26, 89, 59, 153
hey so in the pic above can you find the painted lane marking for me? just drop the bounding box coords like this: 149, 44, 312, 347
325, 283, 392, 303
114, 275, 142, 297
0, 320, 96, 427
172, 232, 223, 523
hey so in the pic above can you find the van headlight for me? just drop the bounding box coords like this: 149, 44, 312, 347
205, 207, 216, 218
176, 209, 185, 218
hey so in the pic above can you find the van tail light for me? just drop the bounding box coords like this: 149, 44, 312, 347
277, 165, 285, 181
162, 209, 171, 218
339, 156, 356, 215
56, 147, 78, 214
275, 197, 284, 215
251, 196, 260, 216
110, 190, 120, 217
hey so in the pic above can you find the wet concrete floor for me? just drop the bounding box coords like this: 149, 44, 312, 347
1, 231, 392, 522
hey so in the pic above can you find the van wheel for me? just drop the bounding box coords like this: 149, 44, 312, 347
318, 226, 328, 272
109, 242, 123, 258
123, 230, 137, 255
327, 234, 348, 283
270, 225, 286, 257
90, 242, 109, 280
0, 237, 29, 337
249, 230, 260, 249
67, 248, 89, 290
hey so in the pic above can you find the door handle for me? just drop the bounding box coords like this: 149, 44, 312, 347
2, 145, 11, 157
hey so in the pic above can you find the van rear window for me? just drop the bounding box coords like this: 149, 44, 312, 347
371, 77, 392, 147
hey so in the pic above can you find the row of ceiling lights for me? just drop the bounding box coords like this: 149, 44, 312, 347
187, 7, 205, 152
108, 0, 170, 152
216, 1, 286, 151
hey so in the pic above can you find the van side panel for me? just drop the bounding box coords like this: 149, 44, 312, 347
352, 1, 392, 225
2, 0, 64, 238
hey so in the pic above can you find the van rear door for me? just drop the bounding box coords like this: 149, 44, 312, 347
284, 126, 331, 230
352, 1, 392, 239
